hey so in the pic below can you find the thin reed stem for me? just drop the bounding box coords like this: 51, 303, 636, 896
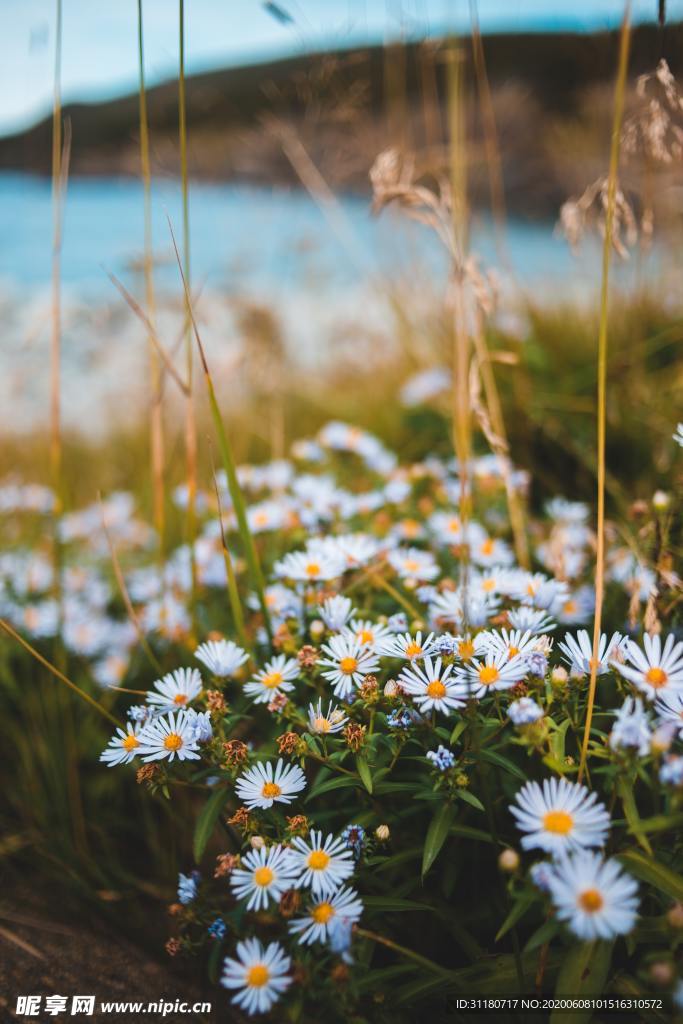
0, 619, 121, 727
137, 0, 166, 553
579, 8, 632, 784
179, 0, 198, 625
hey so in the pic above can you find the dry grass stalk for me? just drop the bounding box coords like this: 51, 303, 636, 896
578, 9, 632, 785
137, 0, 166, 552
179, 0, 199, 623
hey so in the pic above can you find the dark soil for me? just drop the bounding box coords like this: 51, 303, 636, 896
0, 903, 222, 1023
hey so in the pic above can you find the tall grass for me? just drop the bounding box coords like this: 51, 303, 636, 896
579, 9, 632, 783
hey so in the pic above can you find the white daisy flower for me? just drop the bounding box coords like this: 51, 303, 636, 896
555, 586, 595, 625
274, 548, 345, 583
230, 844, 300, 911
510, 778, 610, 856
332, 533, 382, 569
307, 699, 348, 734
387, 546, 440, 583
546, 851, 639, 940
507, 606, 556, 634
480, 628, 539, 662
471, 535, 514, 568
319, 635, 380, 699
459, 649, 528, 698
146, 667, 202, 714
510, 572, 569, 612
428, 510, 465, 546
195, 639, 248, 678
655, 690, 683, 738
609, 696, 652, 756
99, 723, 142, 767
288, 830, 354, 896
343, 618, 394, 653
613, 633, 683, 699
398, 656, 465, 715
221, 937, 291, 1016
558, 630, 624, 676
382, 630, 437, 661
235, 759, 307, 810
319, 595, 356, 632
243, 655, 299, 704
137, 710, 201, 763
508, 698, 544, 726
288, 886, 363, 945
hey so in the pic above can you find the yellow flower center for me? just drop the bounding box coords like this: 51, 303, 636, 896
403, 559, 420, 573
543, 810, 574, 835
578, 888, 604, 913
458, 640, 475, 660
314, 716, 331, 733
253, 866, 274, 887
305, 562, 321, 577
526, 583, 537, 597
402, 519, 420, 537
478, 665, 500, 685
247, 965, 270, 988
508, 646, 520, 659
405, 642, 422, 658
426, 680, 447, 699
122, 734, 139, 752
448, 517, 461, 533
482, 578, 496, 592
262, 782, 282, 798
563, 600, 577, 615
311, 901, 335, 924
163, 733, 183, 751
173, 693, 188, 704
254, 512, 269, 526
308, 849, 331, 871
340, 656, 358, 675
480, 539, 494, 556
358, 629, 374, 644
261, 671, 283, 689
646, 667, 668, 688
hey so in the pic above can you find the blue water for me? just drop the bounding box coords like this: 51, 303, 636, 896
0, 171, 638, 302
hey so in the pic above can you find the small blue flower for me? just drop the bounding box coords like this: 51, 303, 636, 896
328, 915, 354, 964
426, 744, 455, 771
525, 651, 548, 677
435, 633, 457, 657
387, 612, 409, 633
208, 917, 227, 940
388, 708, 416, 730
660, 755, 683, 787
128, 704, 149, 723
187, 708, 213, 743
342, 824, 366, 860
177, 870, 201, 905
508, 698, 544, 726
529, 861, 554, 893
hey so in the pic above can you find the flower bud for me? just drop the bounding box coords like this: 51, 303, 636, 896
667, 902, 683, 929
375, 824, 390, 842
250, 835, 265, 850
551, 666, 568, 685
649, 961, 674, 986
498, 848, 520, 873
652, 490, 670, 511
309, 619, 325, 639
384, 679, 399, 698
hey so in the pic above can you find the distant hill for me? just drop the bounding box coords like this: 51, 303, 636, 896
1, 22, 681, 216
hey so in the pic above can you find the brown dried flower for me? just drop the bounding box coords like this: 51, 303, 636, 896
136, 763, 160, 786
278, 889, 301, 918
286, 814, 310, 836
276, 731, 300, 755
206, 690, 227, 714
214, 853, 240, 878
297, 644, 319, 669
223, 740, 249, 768
267, 692, 289, 714
165, 938, 181, 957
343, 721, 367, 752
227, 807, 252, 829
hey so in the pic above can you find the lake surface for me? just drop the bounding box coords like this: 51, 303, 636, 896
0, 172, 669, 434
0, 171, 648, 298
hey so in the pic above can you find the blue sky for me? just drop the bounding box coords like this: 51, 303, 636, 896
1, 0, 679, 136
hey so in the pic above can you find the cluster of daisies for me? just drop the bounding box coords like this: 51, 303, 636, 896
6, 420, 683, 1015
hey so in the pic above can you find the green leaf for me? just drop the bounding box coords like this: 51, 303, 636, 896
549, 718, 570, 762
363, 896, 432, 912
356, 754, 373, 793
478, 749, 527, 780
305, 774, 359, 801
422, 803, 456, 878
495, 891, 536, 943
455, 789, 485, 812
450, 719, 468, 744
617, 849, 683, 903
523, 916, 561, 953
551, 940, 614, 1024
193, 788, 230, 863
617, 778, 652, 855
